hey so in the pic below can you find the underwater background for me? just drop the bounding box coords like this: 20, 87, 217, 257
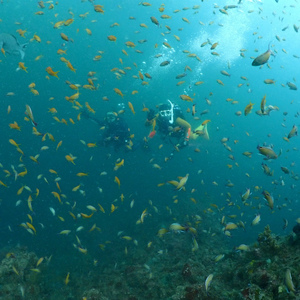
0, 0, 299, 299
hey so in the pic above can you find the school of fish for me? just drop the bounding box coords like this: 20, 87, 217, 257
0, 0, 299, 295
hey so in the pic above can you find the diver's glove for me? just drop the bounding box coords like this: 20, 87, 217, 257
80, 109, 90, 119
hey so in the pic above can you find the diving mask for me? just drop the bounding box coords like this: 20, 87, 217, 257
106, 112, 116, 123
159, 99, 174, 124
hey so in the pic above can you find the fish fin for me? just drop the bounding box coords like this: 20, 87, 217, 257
19, 50, 25, 60
11, 34, 18, 42
19, 43, 28, 59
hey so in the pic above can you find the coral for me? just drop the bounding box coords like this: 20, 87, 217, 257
257, 225, 280, 253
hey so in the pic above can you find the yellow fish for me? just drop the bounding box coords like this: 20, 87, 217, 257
176, 174, 189, 190
244, 101, 254, 116
114, 176, 120, 188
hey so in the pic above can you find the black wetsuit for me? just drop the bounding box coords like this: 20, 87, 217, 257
87, 114, 130, 151
103, 118, 130, 150
147, 106, 187, 149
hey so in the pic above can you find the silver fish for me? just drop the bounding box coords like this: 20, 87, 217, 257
0, 33, 28, 59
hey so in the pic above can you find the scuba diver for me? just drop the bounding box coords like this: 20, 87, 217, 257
82, 105, 132, 151
145, 99, 209, 156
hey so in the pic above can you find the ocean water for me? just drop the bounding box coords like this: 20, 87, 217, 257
0, 0, 299, 299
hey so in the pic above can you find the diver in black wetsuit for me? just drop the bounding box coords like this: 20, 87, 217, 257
102, 112, 131, 150
83, 110, 131, 151
146, 100, 188, 149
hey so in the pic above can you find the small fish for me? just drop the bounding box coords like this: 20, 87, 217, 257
262, 190, 274, 209
201, 120, 211, 126
46, 67, 59, 79
176, 174, 189, 190
257, 145, 279, 160
252, 42, 273, 66
128, 102, 135, 115
236, 244, 250, 251
244, 101, 254, 116
114, 176, 120, 188
225, 222, 238, 230
282, 218, 288, 230
211, 42, 219, 50
281, 166, 289, 174
114, 88, 124, 98
214, 254, 224, 262
288, 125, 298, 139
220, 70, 231, 77
287, 82, 297, 90
16, 62, 28, 73
241, 188, 251, 201
160, 60, 170, 67
175, 73, 186, 79
264, 79, 275, 84
180, 95, 193, 102
205, 274, 214, 293
261, 163, 274, 176
251, 214, 261, 226
260, 95, 266, 113
107, 35, 117, 42
216, 79, 224, 86
150, 16, 159, 26
65, 272, 70, 285
25, 104, 38, 126
285, 269, 296, 293
59, 230, 71, 235
65, 154, 76, 164
169, 223, 187, 232
60, 33, 69, 42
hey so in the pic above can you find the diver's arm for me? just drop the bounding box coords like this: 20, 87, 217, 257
89, 116, 105, 126
81, 110, 105, 126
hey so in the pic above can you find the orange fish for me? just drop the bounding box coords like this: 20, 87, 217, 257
94, 4, 104, 13
113, 88, 123, 97
9, 121, 21, 131
46, 67, 59, 79
66, 61, 76, 72
114, 176, 120, 188
9, 139, 20, 148
65, 154, 76, 164
107, 35, 117, 42
201, 120, 211, 126
64, 19, 74, 26
128, 102, 135, 114
17, 62, 28, 73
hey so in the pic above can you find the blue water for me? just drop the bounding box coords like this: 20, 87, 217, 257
0, 0, 299, 297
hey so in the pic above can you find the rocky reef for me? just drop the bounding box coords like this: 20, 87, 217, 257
0, 225, 299, 299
